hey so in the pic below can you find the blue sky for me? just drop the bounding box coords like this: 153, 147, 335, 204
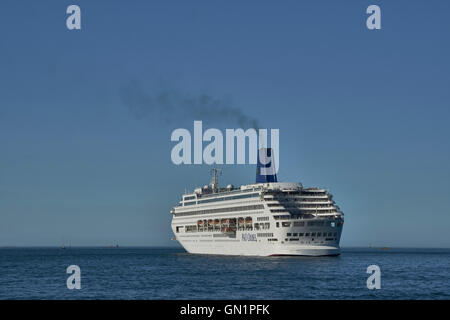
1, 0, 449, 247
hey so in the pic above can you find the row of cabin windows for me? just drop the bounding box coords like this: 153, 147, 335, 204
286, 204, 334, 209
257, 233, 274, 237
267, 203, 282, 207
175, 204, 264, 216
286, 198, 332, 202
183, 193, 259, 206
273, 214, 318, 220
277, 221, 336, 228
268, 203, 333, 208
180, 222, 270, 233
287, 232, 337, 237
269, 238, 336, 243
280, 192, 326, 196
287, 238, 336, 242
271, 209, 337, 214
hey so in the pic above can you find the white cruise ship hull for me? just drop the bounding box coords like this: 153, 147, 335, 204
178, 239, 340, 257
172, 217, 343, 257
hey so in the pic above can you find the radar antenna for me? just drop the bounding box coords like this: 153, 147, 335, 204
210, 168, 222, 193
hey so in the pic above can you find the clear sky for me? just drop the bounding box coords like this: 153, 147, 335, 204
1, 0, 449, 247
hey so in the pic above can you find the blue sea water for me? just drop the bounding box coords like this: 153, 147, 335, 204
0, 247, 449, 300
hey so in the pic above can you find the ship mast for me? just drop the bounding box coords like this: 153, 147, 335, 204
210, 168, 222, 193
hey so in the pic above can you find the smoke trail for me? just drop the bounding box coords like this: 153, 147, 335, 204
120, 80, 260, 129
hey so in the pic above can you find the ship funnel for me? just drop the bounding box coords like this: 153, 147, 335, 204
256, 148, 278, 183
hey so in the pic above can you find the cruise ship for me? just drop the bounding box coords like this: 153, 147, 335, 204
171, 149, 344, 256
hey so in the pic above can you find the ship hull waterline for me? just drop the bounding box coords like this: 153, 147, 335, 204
175, 236, 341, 257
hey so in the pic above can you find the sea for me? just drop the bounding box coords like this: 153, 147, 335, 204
0, 247, 449, 300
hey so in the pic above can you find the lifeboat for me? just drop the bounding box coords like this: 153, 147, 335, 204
197, 220, 203, 225
208, 219, 213, 226
214, 219, 220, 225
238, 217, 244, 224
245, 217, 252, 224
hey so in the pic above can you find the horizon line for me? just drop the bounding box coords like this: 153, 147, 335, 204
1, 245, 450, 249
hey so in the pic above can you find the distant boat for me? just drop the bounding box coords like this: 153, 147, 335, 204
62, 242, 71, 249
61, 236, 70, 249
380, 247, 392, 250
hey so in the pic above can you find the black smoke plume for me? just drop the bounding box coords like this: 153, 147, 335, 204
120, 80, 259, 129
